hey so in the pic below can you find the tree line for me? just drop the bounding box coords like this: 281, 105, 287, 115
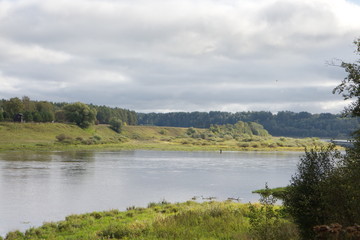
0, 97, 137, 128
137, 111, 360, 138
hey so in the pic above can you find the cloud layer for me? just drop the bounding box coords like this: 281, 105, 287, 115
1, 0, 360, 113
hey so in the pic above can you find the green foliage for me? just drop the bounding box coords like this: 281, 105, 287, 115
94, 105, 137, 125
32, 111, 43, 122
54, 110, 66, 122
3, 201, 299, 240
284, 145, 343, 239
0, 97, 138, 125
249, 184, 298, 240
333, 38, 360, 117
252, 187, 288, 200
23, 111, 33, 122
3, 97, 24, 120
4, 230, 24, 240
0, 107, 4, 121
138, 111, 360, 138
63, 102, 97, 128
283, 37, 360, 240
109, 118, 123, 133
188, 121, 269, 140
56, 134, 73, 142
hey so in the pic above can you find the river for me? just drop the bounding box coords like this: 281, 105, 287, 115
0, 150, 302, 236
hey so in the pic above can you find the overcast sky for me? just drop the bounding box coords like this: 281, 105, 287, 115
1, 0, 360, 113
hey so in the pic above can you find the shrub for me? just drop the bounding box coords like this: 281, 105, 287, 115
249, 184, 299, 240
92, 135, 101, 141
109, 118, 123, 133
284, 145, 342, 239
56, 134, 73, 143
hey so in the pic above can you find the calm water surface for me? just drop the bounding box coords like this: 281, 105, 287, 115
0, 150, 302, 236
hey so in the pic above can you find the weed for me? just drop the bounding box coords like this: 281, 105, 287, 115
248, 184, 299, 240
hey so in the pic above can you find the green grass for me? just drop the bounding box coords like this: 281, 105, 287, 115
0, 122, 329, 152
2, 201, 299, 240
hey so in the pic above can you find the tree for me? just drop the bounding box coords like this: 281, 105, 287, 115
109, 118, 123, 133
3, 97, 24, 120
331, 37, 360, 227
333, 38, 360, 118
63, 102, 97, 128
23, 111, 33, 122
0, 107, 4, 121
284, 145, 342, 239
22, 96, 35, 112
35, 101, 54, 122
55, 110, 66, 122
284, 38, 360, 239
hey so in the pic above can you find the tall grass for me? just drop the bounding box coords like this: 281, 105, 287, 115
3, 201, 299, 240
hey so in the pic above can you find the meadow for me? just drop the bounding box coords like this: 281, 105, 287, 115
0, 122, 327, 152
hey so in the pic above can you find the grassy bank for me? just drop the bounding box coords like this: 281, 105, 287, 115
0, 122, 327, 152
2, 201, 299, 240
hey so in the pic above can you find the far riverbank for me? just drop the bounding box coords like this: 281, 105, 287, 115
0, 122, 329, 152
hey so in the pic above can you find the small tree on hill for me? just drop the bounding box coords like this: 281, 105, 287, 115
109, 118, 123, 133
63, 102, 97, 128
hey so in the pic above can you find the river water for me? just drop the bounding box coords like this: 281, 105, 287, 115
0, 150, 302, 236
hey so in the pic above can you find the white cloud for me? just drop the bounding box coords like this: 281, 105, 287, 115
0, 0, 359, 113
0, 38, 73, 64
0, 71, 22, 94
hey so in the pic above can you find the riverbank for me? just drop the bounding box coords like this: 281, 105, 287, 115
0, 122, 327, 152
2, 200, 298, 240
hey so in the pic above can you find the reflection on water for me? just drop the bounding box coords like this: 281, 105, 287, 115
0, 150, 302, 236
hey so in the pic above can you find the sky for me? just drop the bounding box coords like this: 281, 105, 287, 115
0, 0, 360, 114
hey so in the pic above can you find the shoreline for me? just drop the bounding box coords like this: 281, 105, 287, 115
0, 140, 317, 152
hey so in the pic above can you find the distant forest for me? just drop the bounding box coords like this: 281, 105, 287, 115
137, 111, 359, 138
0, 97, 137, 126
2, 97, 358, 138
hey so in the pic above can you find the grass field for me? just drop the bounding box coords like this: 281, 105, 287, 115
2, 200, 299, 240
0, 122, 330, 151
0, 122, 328, 152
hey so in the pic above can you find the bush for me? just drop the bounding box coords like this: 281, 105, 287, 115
109, 118, 123, 133
56, 134, 73, 143
92, 135, 101, 141
284, 145, 342, 239
248, 184, 299, 240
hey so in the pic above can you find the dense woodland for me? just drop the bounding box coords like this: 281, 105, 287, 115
1, 96, 359, 138
137, 111, 359, 138
0, 97, 137, 126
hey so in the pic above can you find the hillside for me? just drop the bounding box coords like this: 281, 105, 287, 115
0, 122, 327, 151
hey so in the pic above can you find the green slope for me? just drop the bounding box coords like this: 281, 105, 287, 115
0, 122, 328, 152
